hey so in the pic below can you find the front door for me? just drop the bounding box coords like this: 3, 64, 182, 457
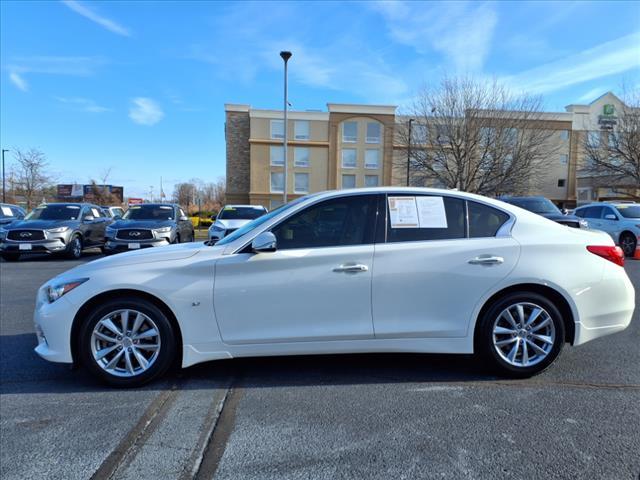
213, 194, 380, 344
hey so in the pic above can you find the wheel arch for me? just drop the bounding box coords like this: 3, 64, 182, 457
619, 230, 637, 243
70, 289, 183, 366
473, 283, 575, 347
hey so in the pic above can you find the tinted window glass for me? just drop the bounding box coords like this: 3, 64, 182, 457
601, 207, 617, 219
272, 195, 377, 249
574, 208, 585, 218
123, 205, 175, 220
468, 201, 510, 238
582, 206, 603, 219
26, 204, 81, 220
387, 196, 465, 242
616, 205, 640, 219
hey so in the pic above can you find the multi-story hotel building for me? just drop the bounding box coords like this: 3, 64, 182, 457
225, 92, 634, 209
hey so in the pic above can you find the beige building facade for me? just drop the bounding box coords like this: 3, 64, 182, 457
225, 92, 631, 210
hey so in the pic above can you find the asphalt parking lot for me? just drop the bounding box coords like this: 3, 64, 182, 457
1, 252, 639, 480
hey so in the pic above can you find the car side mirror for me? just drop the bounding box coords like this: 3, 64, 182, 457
211, 215, 217, 221
604, 214, 617, 220
561, 208, 569, 215
83, 215, 95, 222
179, 215, 189, 221
251, 231, 277, 253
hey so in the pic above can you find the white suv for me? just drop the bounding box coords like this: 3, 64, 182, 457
208, 205, 267, 242
574, 203, 640, 257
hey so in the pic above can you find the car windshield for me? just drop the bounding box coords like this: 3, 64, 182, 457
616, 205, 640, 219
215, 196, 312, 246
25, 204, 81, 220
508, 198, 560, 214
123, 205, 174, 220
1, 206, 17, 219
218, 206, 266, 220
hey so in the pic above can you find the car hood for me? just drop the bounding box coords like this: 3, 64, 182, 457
5, 219, 79, 230
213, 219, 252, 230
110, 219, 175, 229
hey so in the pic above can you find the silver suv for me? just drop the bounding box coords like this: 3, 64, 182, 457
574, 202, 640, 257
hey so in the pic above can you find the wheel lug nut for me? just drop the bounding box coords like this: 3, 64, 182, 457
127, 347, 132, 352
117, 336, 122, 341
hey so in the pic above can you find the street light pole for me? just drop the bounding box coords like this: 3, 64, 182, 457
406, 119, 413, 186
280, 50, 292, 205
1, 149, 9, 203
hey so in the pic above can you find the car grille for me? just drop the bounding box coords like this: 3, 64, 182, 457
223, 228, 237, 237
116, 229, 153, 240
556, 220, 580, 228
7, 229, 45, 241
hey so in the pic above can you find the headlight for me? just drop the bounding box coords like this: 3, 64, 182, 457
154, 226, 172, 233
46, 278, 89, 303
579, 219, 589, 228
46, 226, 70, 233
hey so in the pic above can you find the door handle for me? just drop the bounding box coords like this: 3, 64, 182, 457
333, 264, 369, 273
468, 256, 504, 265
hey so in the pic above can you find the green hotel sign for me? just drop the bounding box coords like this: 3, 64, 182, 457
598, 104, 617, 129
603, 104, 615, 116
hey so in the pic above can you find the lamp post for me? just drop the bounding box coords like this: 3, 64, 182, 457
280, 50, 292, 204
1, 149, 9, 203
406, 119, 413, 186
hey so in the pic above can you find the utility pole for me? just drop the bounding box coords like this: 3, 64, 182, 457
1, 149, 9, 203
406, 119, 413, 186
280, 51, 292, 204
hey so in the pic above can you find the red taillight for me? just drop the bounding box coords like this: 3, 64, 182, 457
587, 245, 625, 267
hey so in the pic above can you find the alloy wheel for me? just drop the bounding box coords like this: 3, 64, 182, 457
620, 234, 636, 257
492, 302, 556, 368
90, 309, 161, 377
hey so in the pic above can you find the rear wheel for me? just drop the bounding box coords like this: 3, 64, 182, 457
78, 297, 176, 387
65, 235, 83, 259
1, 253, 20, 262
620, 232, 637, 257
476, 292, 565, 378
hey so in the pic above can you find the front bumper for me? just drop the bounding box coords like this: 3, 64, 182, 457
104, 237, 170, 252
33, 295, 76, 364
0, 238, 68, 254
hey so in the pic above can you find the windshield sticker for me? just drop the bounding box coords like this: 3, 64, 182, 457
1, 206, 13, 216
159, 206, 172, 210
388, 197, 419, 228
91, 208, 101, 217
416, 196, 448, 228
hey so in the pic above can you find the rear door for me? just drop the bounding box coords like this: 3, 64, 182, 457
372, 195, 520, 338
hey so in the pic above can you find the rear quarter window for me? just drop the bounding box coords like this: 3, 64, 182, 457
468, 201, 510, 238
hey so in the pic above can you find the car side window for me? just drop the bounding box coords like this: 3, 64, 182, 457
574, 208, 585, 218
583, 206, 603, 219
91, 207, 103, 218
468, 201, 510, 238
11, 207, 24, 219
601, 207, 617, 219
179, 208, 187, 219
386, 195, 465, 243
272, 195, 377, 249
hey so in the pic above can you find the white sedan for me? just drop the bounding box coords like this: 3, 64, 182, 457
33, 188, 635, 387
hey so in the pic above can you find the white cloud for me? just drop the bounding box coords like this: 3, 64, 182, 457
129, 97, 164, 125
55, 96, 112, 113
61, 0, 131, 36
576, 87, 608, 104
504, 32, 640, 95
6, 55, 106, 76
372, 1, 498, 72
9, 71, 28, 91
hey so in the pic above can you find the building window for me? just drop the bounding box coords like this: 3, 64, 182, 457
505, 128, 518, 145
411, 123, 428, 144
270, 119, 284, 140
436, 125, 450, 144
587, 131, 600, 147
342, 174, 356, 189
480, 127, 496, 145
559, 154, 568, 165
341, 149, 357, 168
295, 120, 309, 140
342, 122, 358, 143
270, 145, 284, 166
271, 172, 284, 193
558, 179, 566, 187
294, 147, 309, 167
294, 173, 309, 193
270, 199, 284, 210
364, 149, 379, 169
503, 154, 514, 172
364, 175, 379, 187
608, 132, 618, 148
365, 122, 381, 143
560, 130, 569, 141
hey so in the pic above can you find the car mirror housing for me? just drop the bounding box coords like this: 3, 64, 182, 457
179, 215, 189, 222
252, 231, 277, 253
83, 215, 95, 222
604, 214, 618, 221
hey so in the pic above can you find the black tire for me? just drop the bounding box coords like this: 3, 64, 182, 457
476, 291, 565, 378
620, 232, 637, 257
1, 253, 20, 262
172, 234, 180, 244
65, 235, 83, 260
78, 296, 177, 387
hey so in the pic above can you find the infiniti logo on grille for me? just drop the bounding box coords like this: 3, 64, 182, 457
130, 231, 141, 237
20, 232, 32, 238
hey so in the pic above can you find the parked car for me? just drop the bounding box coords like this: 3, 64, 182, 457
0, 203, 111, 261
32, 188, 634, 387
574, 202, 640, 257
103, 203, 194, 254
101, 206, 126, 219
208, 204, 268, 242
0, 203, 26, 225
500, 196, 588, 228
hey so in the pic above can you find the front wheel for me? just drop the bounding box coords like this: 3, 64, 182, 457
65, 235, 83, 259
78, 297, 177, 387
476, 292, 565, 378
620, 232, 637, 257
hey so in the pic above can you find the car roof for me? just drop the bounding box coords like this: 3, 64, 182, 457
223, 204, 267, 209
129, 203, 176, 208
576, 202, 638, 208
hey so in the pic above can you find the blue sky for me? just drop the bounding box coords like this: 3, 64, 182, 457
1, 0, 639, 198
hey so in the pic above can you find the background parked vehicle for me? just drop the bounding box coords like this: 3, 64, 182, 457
101, 206, 125, 219
0, 203, 111, 261
574, 202, 640, 256
208, 204, 268, 242
499, 196, 588, 228
0, 203, 26, 225
104, 203, 194, 254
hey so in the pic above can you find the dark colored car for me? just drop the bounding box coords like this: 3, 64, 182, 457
0, 203, 112, 261
0, 203, 26, 226
101, 206, 126, 219
103, 203, 194, 254
500, 196, 588, 228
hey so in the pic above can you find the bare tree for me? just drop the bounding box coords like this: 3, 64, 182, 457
396, 76, 559, 196
12, 148, 54, 209
172, 182, 197, 209
581, 88, 640, 200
